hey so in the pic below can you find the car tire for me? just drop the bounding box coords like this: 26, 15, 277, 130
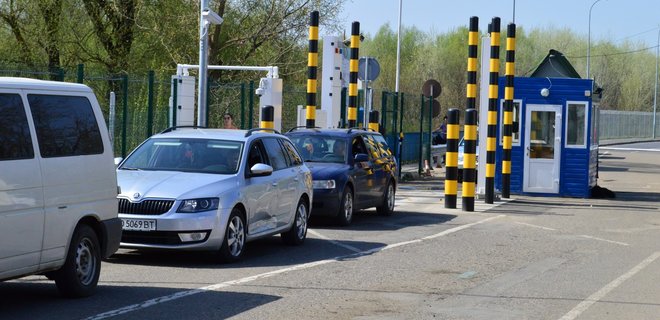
219, 208, 246, 263
53, 224, 101, 298
377, 180, 395, 216
336, 186, 354, 226
282, 198, 309, 245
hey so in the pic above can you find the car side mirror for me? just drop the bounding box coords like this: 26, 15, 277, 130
249, 163, 273, 177
114, 157, 123, 167
354, 153, 369, 163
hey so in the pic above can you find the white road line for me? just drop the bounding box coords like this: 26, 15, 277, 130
579, 235, 629, 246
85, 215, 503, 320
558, 251, 660, 320
307, 229, 362, 253
599, 147, 660, 152
515, 221, 558, 231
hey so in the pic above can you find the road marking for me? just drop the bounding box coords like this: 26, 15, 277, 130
307, 229, 362, 253
579, 235, 629, 246
85, 215, 504, 320
515, 221, 557, 231
558, 251, 660, 320
599, 147, 660, 152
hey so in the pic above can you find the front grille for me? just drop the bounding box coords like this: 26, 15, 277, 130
118, 198, 175, 215
122, 230, 211, 245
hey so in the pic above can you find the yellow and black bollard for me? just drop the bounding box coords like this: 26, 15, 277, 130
368, 110, 379, 132
485, 17, 500, 204
462, 16, 479, 212
306, 11, 319, 128
261, 105, 274, 130
347, 21, 360, 128
502, 23, 516, 198
444, 108, 460, 209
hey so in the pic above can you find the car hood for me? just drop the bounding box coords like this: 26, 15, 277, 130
117, 170, 236, 200
305, 162, 350, 180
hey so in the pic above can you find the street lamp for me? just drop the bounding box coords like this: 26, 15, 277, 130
653, 27, 659, 139
587, 0, 604, 80
197, 1, 223, 127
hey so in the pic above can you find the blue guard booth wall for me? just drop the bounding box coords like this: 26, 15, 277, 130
494, 76, 599, 198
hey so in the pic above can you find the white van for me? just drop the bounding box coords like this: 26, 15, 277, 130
0, 77, 121, 297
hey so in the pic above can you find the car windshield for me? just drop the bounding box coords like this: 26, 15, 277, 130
289, 135, 347, 163
119, 138, 244, 174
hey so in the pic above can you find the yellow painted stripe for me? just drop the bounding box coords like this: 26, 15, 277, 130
350, 59, 359, 72
503, 111, 512, 124
503, 136, 512, 148
462, 182, 475, 196
467, 84, 477, 98
260, 121, 274, 129
503, 161, 511, 174
486, 163, 495, 177
464, 125, 477, 140
368, 123, 379, 132
348, 84, 357, 96
307, 79, 317, 92
308, 53, 318, 66
348, 108, 357, 119
446, 152, 458, 165
488, 111, 497, 125
445, 180, 457, 194
489, 59, 499, 73
464, 154, 476, 168
507, 37, 516, 50
489, 85, 498, 98
468, 58, 478, 71
487, 137, 496, 151
306, 106, 316, 119
468, 31, 478, 45
309, 26, 318, 39
505, 87, 514, 100
491, 32, 500, 44
506, 62, 515, 76
448, 124, 460, 139
351, 35, 360, 48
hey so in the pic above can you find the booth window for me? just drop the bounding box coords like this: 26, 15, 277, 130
499, 99, 522, 146
566, 102, 588, 148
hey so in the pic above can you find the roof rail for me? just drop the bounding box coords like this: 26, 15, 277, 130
159, 126, 206, 134
286, 126, 321, 133
245, 128, 282, 137
346, 127, 367, 134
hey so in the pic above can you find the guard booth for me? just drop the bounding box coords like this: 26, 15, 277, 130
495, 50, 600, 197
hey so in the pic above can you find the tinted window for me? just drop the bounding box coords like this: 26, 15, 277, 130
263, 138, 287, 170
247, 140, 267, 169
289, 134, 346, 163
281, 139, 303, 166
370, 134, 393, 158
28, 94, 103, 157
0, 94, 34, 160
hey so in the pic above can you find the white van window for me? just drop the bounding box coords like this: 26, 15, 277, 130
28, 94, 103, 157
0, 93, 34, 160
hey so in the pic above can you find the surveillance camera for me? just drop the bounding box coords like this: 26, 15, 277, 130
202, 9, 223, 25
255, 87, 265, 96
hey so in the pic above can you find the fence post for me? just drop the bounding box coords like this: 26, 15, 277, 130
398, 92, 405, 180
147, 70, 155, 137
171, 78, 178, 127
77, 64, 84, 83
248, 80, 254, 129
121, 74, 129, 158
427, 92, 433, 166
205, 78, 211, 126
240, 82, 246, 129
418, 94, 424, 174
381, 91, 388, 133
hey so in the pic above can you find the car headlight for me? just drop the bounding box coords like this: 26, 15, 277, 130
312, 179, 336, 189
177, 198, 219, 213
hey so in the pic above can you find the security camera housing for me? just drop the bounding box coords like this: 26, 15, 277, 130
255, 87, 265, 96
202, 9, 223, 25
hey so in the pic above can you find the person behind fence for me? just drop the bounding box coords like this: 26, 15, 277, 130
223, 112, 238, 129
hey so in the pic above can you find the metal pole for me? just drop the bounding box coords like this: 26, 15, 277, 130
395, 0, 402, 92
197, 0, 210, 127
512, 0, 516, 23
147, 70, 155, 137
654, 28, 659, 139
587, 0, 603, 80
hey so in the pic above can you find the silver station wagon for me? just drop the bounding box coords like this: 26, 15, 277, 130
116, 127, 313, 262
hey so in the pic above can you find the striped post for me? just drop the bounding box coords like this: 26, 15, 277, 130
368, 110, 379, 132
462, 109, 478, 211
485, 17, 500, 204
261, 105, 274, 130
444, 109, 460, 208
347, 21, 360, 128
305, 11, 319, 128
462, 16, 479, 212
502, 23, 516, 198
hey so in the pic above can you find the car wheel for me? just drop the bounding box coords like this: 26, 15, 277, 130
219, 208, 246, 263
53, 224, 101, 298
377, 181, 395, 216
337, 186, 354, 226
282, 198, 309, 245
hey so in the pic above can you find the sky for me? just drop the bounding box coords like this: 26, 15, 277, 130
339, 0, 660, 48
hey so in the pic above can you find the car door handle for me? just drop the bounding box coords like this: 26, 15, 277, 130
272, 182, 278, 187
293, 177, 299, 181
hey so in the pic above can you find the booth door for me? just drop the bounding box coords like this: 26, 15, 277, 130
523, 104, 562, 193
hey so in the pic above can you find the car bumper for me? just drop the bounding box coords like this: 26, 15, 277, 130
311, 188, 342, 216
118, 208, 230, 251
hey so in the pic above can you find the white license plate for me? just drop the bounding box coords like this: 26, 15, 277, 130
121, 218, 156, 231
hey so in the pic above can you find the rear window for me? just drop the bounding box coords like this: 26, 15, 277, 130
289, 134, 347, 163
0, 93, 34, 160
28, 94, 103, 158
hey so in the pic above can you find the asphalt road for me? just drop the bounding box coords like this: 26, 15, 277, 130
2, 143, 659, 320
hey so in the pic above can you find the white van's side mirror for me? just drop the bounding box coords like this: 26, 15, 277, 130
114, 157, 123, 166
